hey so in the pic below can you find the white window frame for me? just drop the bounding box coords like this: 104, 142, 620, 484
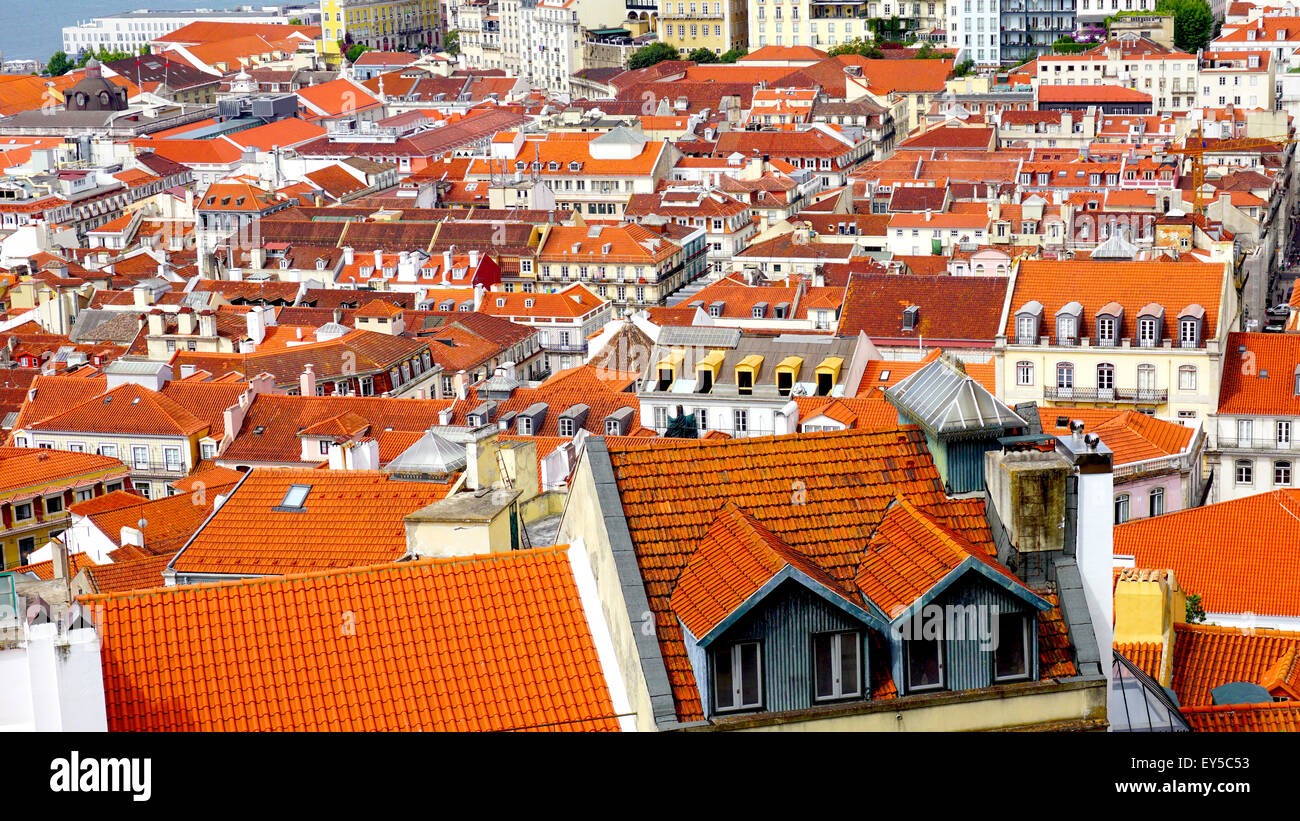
1149, 486, 1164, 517
1276, 460, 1292, 487
734, 409, 748, 434
1178, 365, 1197, 391
132, 445, 149, 470
812, 630, 862, 701
1115, 493, 1130, 524
1236, 459, 1254, 485
713, 640, 762, 712
1016, 361, 1034, 386
991, 613, 1032, 682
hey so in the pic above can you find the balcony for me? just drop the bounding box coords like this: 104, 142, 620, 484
1215, 435, 1298, 451
129, 459, 188, 476
1044, 386, 1168, 405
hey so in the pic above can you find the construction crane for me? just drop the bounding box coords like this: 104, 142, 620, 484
1160, 125, 1300, 217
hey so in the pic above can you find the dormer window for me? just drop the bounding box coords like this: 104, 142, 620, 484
709, 301, 725, 318
902, 305, 919, 332
605, 419, 619, 435
1138, 317, 1158, 346
1095, 302, 1122, 347
1015, 301, 1043, 345
1178, 304, 1205, 348
1055, 301, 1081, 346
1294, 365, 1300, 397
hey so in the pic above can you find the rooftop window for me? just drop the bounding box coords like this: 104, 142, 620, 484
277, 484, 312, 511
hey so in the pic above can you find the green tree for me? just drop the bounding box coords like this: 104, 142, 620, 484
444, 30, 460, 56
719, 46, 747, 63
1186, 593, 1207, 624
289, 17, 303, 25
45, 51, 75, 77
953, 58, 975, 77
345, 43, 371, 63
1155, 0, 1214, 52
827, 37, 883, 59
628, 41, 679, 70
688, 47, 719, 63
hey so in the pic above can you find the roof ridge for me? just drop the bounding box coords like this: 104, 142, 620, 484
83, 544, 572, 603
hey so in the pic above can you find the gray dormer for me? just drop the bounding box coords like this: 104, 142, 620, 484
1136, 303, 1165, 347
1094, 301, 1124, 347
709, 300, 726, 317
902, 305, 919, 332
604, 407, 635, 436
1177, 304, 1205, 348
752, 302, 768, 319
1014, 300, 1044, 345
1054, 301, 1082, 346
774, 301, 790, 319
497, 410, 517, 432
516, 402, 548, 435
467, 401, 497, 428
557, 403, 590, 436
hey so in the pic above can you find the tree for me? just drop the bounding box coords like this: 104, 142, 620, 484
688, 47, 719, 63
289, 17, 303, 25
1186, 593, 1207, 624
444, 30, 460, 56
345, 43, 371, 63
719, 47, 747, 63
828, 37, 883, 59
953, 58, 975, 77
628, 41, 678, 71
1155, 0, 1214, 53
45, 51, 74, 77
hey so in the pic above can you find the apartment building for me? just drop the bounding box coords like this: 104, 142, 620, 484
63, 7, 317, 55
998, 0, 1075, 65
1211, 333, 1300, 504
750, 1, 944, 51
996, 257, 1236, 425
659, 0, 749, 56
319, 0, 440, 50
951, 0, 1008, 66
1198, 50, 1276, 111
478, 283, 613, 374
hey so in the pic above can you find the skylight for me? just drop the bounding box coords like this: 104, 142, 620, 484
279, 484, 312, 510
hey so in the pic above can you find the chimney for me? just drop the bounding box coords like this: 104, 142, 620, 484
343, 246, 355, 265
120, 526, 145, 548
52, 538, 70, 581
300, 363, 316, 396
1113, 568, 1186, 688
246, 308, 266, 346
438, 406, 453, 425
473, 282, 486, 311
132, 287, 150, 307
469, 249, 481, 268
177, 308, 196, 335
442, 249, 453, 271
147, 308, 166, 337
198, 310, 217, 337
373, 249, 383, 268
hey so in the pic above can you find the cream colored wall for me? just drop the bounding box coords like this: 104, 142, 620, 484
405, 517, 510, 557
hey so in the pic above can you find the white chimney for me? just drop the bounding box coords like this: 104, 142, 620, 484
120, 526, 145, 548
373, 249, 383, 268
300, 364, 316, 396
343, 246, 355, 265
469, 249, 481, 268
198, 311, 217, 337
246, 309, 266, 346
177, 309, 196, 335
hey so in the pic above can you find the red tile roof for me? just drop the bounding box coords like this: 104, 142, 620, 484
1038, 84, 1152, 103
78, 552, 174, 593
83, 547, 620, 731
1115, 492, 1300, 619
1036, 408, 1195, 466
604, 427, 1065, 722
1171, 623, 1300, 706
1115, 641, 1164, 679
2, 552, 97, 580
1219, 332, 1300, 415
1005, 259, 1226, 342
0, 447, 128, 497
24, 382, 207, 437
838, 274, 1008, 346
170, 468, 455, 576
1182, 701, 1300, 732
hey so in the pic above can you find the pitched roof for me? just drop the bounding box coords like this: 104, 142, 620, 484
0, 447, 128, 497
1171, 623, 1300, 706
78, 552, 174, 593
603, 427, 1055, 722
83, 548, 620, 731
170, 468, 455, 576
1114, 491, 1300, 618
838, 274, 1008, 345
24, 382, 206, 437
1035, 408, 1196, 465
1219, 332, 1300, 415
1005, 259, 1226, 342
73, 478, 238, 557
1181, 702, 1300, 732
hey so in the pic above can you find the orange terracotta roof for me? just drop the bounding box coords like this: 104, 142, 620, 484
76, 479, 239, 558
78, 552, 174, 593
854, 497, 1038, 616
670, 504, 853, 639
85, 547, 619, 731
1036, 408, 1195, 466
0, 447, 128, 497
1171, 623, 1300, 706
1181, 702, 1300, 732
2, 552, 97, 580
1006, 259, 1225, 342
170, 468, 456, 576
604, 427, 1033, 722
1115, 641, 1164, 679
25, 382, 207, 437
1220, 332, 1300, 415
1115, 492, 1300, 618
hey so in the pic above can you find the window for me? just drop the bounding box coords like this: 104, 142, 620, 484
714, 641, 762, 712
1276, 461, 1292, 486
75, 488, 94, 503
1238, 419, 1254, 446
135, 482, 151, 499
132, 446, 149, 470
164, 447, 182, 471
1014, 361, 1034, 386
1179, 318, 1199, 347
45, 495, 64, 515
279, 484, 312, 510
1016, 315, 1036, 344
1056, 362, 1074, 390
695, 408, 708, 431
1137, 317, 1157, 347
1236, 459, 1254, 485
992, 614, 1031, 682
654, 406, 668, 430
319, 439, 331, 456
201, 442, 217, 460
1115, 494, 1130, 524
905, 631, 944, 692
1178, 366, 1197, 391
14, 502, 32, 521
813, 631, 861, 700
558, 418, 575, 437
734, 409, 748, 433
1149, 487, 1165, 517
1097, 363, 1115, 396
1279, 421, 1291, 448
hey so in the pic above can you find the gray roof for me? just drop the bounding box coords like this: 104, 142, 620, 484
69, 309, 143, 344
383, 431, 467, 479
885, 358, 1025, 438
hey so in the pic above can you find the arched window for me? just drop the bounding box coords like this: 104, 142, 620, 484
1149, 487, 1164, 517
1096, 363, 1115, 397
1114, 494, 1130, 524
